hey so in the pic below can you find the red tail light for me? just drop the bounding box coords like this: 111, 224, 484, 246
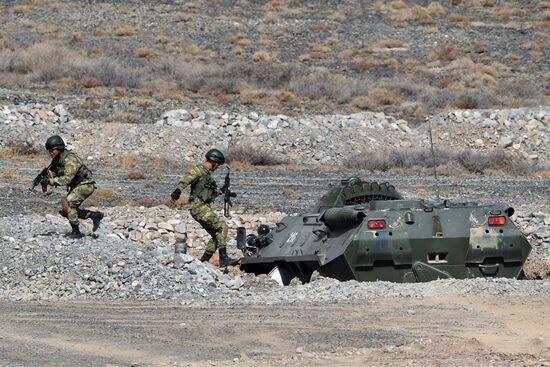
368, 220, 386, 229
488, 216, 506, 226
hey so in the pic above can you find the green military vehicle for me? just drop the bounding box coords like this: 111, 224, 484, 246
238, 178, 532, 284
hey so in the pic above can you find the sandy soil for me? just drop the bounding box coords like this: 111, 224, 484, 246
1, 295, 549, 367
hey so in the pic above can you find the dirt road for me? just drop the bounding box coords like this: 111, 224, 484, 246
1, 295, 549, 367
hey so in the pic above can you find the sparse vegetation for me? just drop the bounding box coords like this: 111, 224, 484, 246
128, 171, 146, 180
0, 1, 546, 124
346, 148, 533, 175
227, 141, 288, 166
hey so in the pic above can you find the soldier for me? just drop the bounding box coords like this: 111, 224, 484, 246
40, 135, 103, 239
170, 149, 238, 267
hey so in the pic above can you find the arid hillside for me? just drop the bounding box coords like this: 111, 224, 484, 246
0, 0, 548, 125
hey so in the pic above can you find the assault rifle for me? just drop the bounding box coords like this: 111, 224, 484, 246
30, 164, 52, 192
222, 167, 237, 218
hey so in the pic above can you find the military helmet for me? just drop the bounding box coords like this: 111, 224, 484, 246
205, 148, 225, 164
45, 135, 66, 151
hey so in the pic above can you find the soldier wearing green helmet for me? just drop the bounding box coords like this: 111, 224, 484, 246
170, 149, 238, 267
41, 135, 103, 239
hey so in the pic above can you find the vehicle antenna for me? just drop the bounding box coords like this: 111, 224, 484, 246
427, 116, 440, 201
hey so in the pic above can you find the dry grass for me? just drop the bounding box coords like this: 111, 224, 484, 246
173, 13, 194, 22
136, 47, 159, 59
114, 26, 134, 37
230, 33, 252, 46
93, 189, 119, 200
12, 5, 34, 14
430, 42, 458, 62
0, 142, 41, 158
106, 111, 141, 124
427, 2, 446, 16
0, 1, 547, 125
447, 14, 470, 24
227, 140, 288, 166
374, 39, 403, 49
128, 171, 146, 180
347, 148, 533, 175
388, 5, 434, 25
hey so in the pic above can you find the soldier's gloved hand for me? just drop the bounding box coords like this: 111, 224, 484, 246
40, 176, 49, 192
171, 188, 182, 201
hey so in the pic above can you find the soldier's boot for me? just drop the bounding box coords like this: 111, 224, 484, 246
65, 223, 84, 239
90, 211, 104, 232
218, 247, 239, 267
200, 251, 214, 263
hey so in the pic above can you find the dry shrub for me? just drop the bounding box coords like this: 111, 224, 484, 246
275, 90, 298, 104
94, 189, 118, 200
226, 160, 252, 171
369, 88, 399, 107
252, 51, 272, 63
156, 35, 172, 45
135, 97, 154, 107
331, 12, 347, 22
450, 89, 501, 110
351, 88, 400, 111
128, 171, 146, 180
227, 141, 287, 166
427, 2, 446, 16
106, 111, 141, 124
447, 14, 470, 24
352, 60, 377, 71
0, 42, 142, 88
80, 77, 104, 88
505, 53, 522, 61
430, 42, 458, 62
382, 58, 400, 68
347, 148, 531, 175
495, 7, 512, 20
83, 98, 100, 110
135, 47, 159, 58
114, 26, 134, 37
19, 19, 37, 29
230, 33, 252, 46
338, 48, 361, 59
375, 39, 403, 49
388, 0, 408, 10
311, 44, 332, 54
530, 50, 542, 60
350, 95, 371, 110
456, 150, 529, 175
12, 5, 33, 14
0, 142, 40, 158
233, 47, 244, 57
173, 12, 194, 22
114, 87, 129, 97
153, 59, 300, 95
289, 68, 369, 103
71, 33, 83, 43
239, 84, 272, 106
469, 42, 486, 54
389, 5, 434, 25
298, 53, 312, 62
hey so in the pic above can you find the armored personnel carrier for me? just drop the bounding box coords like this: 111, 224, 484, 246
238, 178, 532, 284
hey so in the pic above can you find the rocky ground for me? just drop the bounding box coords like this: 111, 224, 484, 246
0, 1, 549, 365
1, 102, 549, 366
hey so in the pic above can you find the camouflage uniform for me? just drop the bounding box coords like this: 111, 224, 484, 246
48, 150, 95, 226
176, 164, 226, 255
